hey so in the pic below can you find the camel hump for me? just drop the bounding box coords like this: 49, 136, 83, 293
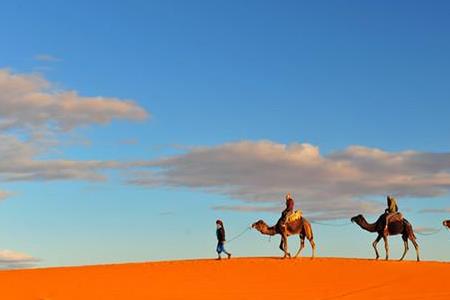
287, 210, 303, 223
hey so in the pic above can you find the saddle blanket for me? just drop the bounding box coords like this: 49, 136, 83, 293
287, 210, 303, 223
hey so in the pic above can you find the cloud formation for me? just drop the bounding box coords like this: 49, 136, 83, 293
418, 208, 450, 214
129, 140, 450, 219
0, 134, 123, 182
34, 54, 62, 62
0, 69, 148, 131
0, 250, 39, 269
0, 69, 149, 183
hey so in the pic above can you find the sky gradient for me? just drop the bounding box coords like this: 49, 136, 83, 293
1, 0, 449, 268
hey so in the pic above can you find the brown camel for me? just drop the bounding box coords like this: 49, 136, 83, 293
251, 217, 315, 259
351, 214, 419, 261
444, 220, 450, 229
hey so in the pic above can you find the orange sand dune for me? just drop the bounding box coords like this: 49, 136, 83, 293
0, 257, 448, 300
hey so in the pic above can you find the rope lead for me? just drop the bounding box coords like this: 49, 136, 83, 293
311, 220, 352, 227
227, 226, 252, 243
414, 227, 444, 236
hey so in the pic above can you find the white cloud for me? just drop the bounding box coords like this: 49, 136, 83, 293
34, 54, 62, 62
0, 135, 125, 182
211, 200, 382, 221
418, 207, 450, 214
0, 69, 149, 183
129, 140, 450, 219
0, 250, 39, 269
0, 69, 148, 132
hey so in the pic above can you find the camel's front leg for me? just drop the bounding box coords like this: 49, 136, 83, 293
281, 235, 291, 259
372, 235, 381, 260
383, 236, 389, 260
294, 237, 305, 258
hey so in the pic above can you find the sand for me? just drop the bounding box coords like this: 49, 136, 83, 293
0, 257, 448, 300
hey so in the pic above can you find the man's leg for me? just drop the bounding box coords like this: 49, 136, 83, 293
281, 212, 292, 233
223, 246, 232, 259
216, 243, 223, 260
384, 213, 392, 235
285, 213, 294, 232
385, 212, 403, 235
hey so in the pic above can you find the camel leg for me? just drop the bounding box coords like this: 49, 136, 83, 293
410, 238, 420, 262
294, 237, 305, 258
279, 240, 284, 252
383, 236, 389, 260
372, 235, 381, 260
281, 235, 291, 259
304, 223, 315, 259
309, 238, 316, 259
399, 237, 409, 261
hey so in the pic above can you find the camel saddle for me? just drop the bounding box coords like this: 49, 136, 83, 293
287, 210, 303, 223
386, 212, 403, 223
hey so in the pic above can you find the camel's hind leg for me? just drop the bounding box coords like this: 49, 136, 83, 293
410, 238, 420, 262
302, 221, 315, 259
399, 235, 409, 261
372, 235, 382, 260
294, 235, 305, 258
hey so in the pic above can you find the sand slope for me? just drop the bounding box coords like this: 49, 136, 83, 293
0, 257, 448, 300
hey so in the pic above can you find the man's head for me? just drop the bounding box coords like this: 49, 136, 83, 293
285, 193, 294, 209
387, 195, 396, 204
216, 219, 223, 229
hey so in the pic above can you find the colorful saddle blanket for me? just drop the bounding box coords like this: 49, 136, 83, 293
287, 210, 303, 223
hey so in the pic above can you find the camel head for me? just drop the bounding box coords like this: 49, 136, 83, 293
251, 220, 268, 231
444, 220, 450, 228
351, 214, 364, 224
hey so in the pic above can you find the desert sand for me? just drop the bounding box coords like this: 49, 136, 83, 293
0, 257, 448, 300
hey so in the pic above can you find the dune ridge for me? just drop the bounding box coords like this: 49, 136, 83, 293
0, 257, 448, 300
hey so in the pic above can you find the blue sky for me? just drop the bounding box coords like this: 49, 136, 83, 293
0, 0, 449, 267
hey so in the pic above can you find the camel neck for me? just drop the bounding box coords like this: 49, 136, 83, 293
261, 225, 277, 236
357, 217, 377, 232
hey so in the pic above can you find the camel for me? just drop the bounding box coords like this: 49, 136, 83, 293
444, 220, 450, 229
251, 217, 315, 259
351, 214, 419, 261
